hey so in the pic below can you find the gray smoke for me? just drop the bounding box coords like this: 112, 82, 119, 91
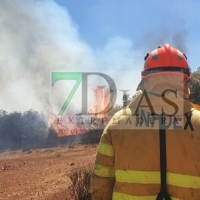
1, 0, 188, 116
172, 29, 188, 54
140, 28, 171, 52
0, 0, 141, 115
140, 27, 188, 54
0, 0, 96, 114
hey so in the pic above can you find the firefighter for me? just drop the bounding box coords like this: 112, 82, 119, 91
91, 44, 200, 200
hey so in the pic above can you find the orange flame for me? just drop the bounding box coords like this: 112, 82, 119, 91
92, 86, 110, 118
51, 86, 111, 137
51, 115, 88, 137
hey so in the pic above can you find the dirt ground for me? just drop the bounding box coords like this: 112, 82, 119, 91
0, 144, 98, 200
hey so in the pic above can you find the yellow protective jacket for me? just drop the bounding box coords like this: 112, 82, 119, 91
91, 75, 200, 200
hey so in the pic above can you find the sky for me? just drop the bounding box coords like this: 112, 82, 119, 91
54, 0, 200, 69
0, 0, 200, 114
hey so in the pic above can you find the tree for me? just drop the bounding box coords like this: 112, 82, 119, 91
189, 68, 200, 105
21, 109, 48, 139
0, 110, 48, 151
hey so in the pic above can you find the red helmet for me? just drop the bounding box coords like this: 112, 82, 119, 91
141, 44, 191, 79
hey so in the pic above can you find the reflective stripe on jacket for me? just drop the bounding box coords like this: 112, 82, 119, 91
91, 76, 200, 200
91, 107, 200, 200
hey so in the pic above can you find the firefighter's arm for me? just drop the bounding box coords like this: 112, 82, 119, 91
91, 128, 115, 200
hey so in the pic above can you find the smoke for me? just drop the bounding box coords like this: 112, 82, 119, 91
140, 28, 171, 52
0, 0, 96, 114
172, 29, 188, 54
0, 0, 189, 116
96, 37, 140, 70
140, 27, 188, 54
0, 0, 142, 115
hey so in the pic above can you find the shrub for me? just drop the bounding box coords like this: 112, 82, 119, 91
55, 151, 61, 157
66, 165, 93, 200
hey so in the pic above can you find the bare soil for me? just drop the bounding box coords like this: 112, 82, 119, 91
0, 144, 98, 200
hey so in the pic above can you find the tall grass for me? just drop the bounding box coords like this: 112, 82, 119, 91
66, 165, 92, 200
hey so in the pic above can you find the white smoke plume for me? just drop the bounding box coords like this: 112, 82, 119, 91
0, 0, 142, 115
0, 0, 188, 116
0, 0, 97, 114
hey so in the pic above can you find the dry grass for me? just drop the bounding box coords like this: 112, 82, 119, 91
55, 151, 61, 157
66, 165, 93, 200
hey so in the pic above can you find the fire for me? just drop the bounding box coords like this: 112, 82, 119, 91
51, 115, 88, 137
51, 86, 112, 137
92, 86, 110, 118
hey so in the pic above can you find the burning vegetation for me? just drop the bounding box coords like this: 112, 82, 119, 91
51, 86, 115, 137
0, 86, 120, 152
1, 69, 199, 152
